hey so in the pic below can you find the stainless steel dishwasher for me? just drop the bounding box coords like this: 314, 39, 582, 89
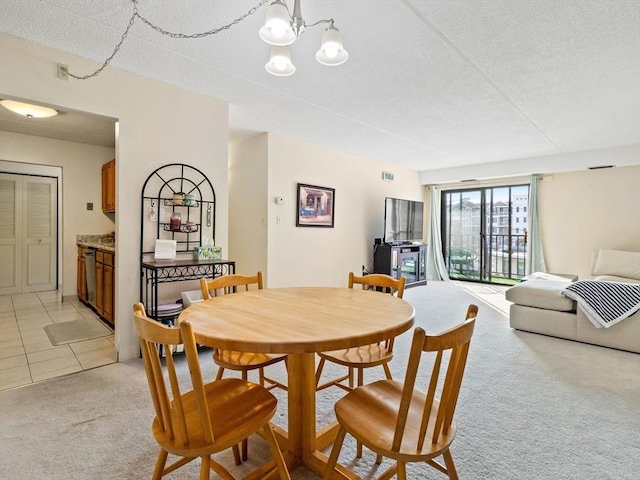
84, 248, 97, 308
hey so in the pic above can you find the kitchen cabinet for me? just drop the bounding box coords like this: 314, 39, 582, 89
76, 246, 88, 302
102, 159, 115, 213
96, 249, 115, 326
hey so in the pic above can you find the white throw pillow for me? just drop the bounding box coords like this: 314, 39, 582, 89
592, 249, 640, 280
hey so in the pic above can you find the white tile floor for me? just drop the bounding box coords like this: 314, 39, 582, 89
0, 291, 115, 391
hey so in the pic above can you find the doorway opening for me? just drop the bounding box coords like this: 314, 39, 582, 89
0, 98, 117, 389
441, 184, 529, 285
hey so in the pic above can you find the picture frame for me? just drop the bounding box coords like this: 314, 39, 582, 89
296, 183, 335, 228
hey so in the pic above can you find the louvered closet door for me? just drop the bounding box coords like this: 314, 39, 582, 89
0, 173, 57, 295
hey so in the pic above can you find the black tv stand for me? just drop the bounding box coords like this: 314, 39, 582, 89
373, 243, 428, 287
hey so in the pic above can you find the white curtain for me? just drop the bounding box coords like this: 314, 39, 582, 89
427, 186, 450, 281
526, 175, 547, 274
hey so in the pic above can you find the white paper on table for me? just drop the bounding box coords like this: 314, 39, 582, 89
154, 239, 177, 260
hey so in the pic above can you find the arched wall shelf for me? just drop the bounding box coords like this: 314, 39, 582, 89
139, 163, 234, 320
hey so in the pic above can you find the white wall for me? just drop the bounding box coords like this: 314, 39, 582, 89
265, 133, 424, 288
0, 34, 229, 361
0, 132, 115, 296
538, 165, 640, 279
228, 134, 268, 276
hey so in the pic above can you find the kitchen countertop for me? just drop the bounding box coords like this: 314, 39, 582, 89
77, 241, 116, 253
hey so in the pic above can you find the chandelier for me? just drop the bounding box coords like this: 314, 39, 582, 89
259, 0, 348, 76
60, 0, 346, 80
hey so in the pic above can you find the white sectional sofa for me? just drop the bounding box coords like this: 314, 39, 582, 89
506, 249, 640, 353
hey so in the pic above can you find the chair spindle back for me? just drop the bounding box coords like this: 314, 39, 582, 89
133, 302, 214, 447
392, 305, 477, 452
348, 272, 406, 298
348, 272, 406, 352
200, 272, 263, 299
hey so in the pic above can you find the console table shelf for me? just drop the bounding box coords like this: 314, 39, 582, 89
373, 243, 428, 287
140, 259, 235, 321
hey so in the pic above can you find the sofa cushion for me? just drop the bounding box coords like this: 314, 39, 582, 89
592, 249, 640, 280
506, 279, 575, 312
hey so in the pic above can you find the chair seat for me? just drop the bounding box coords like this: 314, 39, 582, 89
315, 272, 404, 396
153, 378, 278, 457
334, 379, 456, 461
213, 350, 287, 370
318, 344, 393, 368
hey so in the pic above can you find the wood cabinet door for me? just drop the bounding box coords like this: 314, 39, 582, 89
102, 159, 115, 213
96, 261, 105, 315
103, 264, 114, 325
77, 248, 87, 302
101, 164, 107, 212
106, 161, 115, 211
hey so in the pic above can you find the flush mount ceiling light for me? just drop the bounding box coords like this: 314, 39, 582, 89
60, 0, 346, 81
260, 0, 348, 76
0, 99, 58, 118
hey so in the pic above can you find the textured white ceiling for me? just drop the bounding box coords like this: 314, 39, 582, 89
0, 102, 116, 147
1, 0, 638, 173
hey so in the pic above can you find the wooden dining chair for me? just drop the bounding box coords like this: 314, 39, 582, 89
199, 272, 287, 390
315, 272, 406, 393
132, 302, 291, 480
200, 272, 288, 461
323, 305, 478, 480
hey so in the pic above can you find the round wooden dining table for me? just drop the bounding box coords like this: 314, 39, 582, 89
178, 286, 415, 479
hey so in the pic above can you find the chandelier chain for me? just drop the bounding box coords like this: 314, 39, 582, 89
65, 0, 270, 80
135, 0, 270, 39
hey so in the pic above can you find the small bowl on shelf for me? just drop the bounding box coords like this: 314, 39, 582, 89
172, 193, 185, 205
183, 194, 197, 207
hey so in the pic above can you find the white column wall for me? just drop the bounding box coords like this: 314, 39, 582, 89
228, 135, 269, 278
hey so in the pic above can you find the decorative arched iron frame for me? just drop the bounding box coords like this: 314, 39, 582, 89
140, 163, 216, 257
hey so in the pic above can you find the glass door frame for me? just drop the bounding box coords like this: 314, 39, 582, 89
441, 184, 529, 285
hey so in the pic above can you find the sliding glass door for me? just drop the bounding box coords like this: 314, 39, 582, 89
441, 184, 529, 284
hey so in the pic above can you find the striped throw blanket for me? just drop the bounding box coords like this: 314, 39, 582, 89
561, 280, 640, 328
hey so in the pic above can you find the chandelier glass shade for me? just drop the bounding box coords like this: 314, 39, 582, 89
260, 0, 348, 76
265, 46, 296, 76
316, 25, 348, 66
259, 0, 296, 46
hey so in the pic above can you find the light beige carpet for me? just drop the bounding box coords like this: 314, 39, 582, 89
44, 318, 113, 345
2, 281, 639, 479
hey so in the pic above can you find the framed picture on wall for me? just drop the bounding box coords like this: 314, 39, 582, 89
296, 183, 335, 228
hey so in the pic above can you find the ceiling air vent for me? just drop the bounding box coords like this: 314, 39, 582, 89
588, 165, 615, 170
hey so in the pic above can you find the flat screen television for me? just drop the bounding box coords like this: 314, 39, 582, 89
383, 197, 424, 244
